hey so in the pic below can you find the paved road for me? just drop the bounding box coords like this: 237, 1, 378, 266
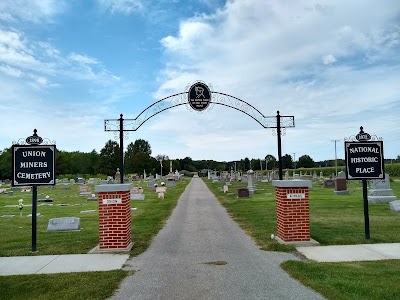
110, 178, 325, 300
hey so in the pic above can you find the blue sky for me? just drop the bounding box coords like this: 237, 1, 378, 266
0, 0, 399, 163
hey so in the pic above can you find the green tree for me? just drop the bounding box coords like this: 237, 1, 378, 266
297, 154, 315, 168
97, 140, 120, 176
265, 154, 277, 170
125, 140, 152, 174
281, 154, 293, 169
0, 147, 12, 180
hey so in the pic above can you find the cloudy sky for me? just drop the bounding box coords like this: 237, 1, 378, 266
0, 0, 399, 163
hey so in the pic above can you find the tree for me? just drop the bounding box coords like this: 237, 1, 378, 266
297, 155, 315, 168
97, 140, 120, 176
128, 139, 151, 156
125, 140, 152, 174
0, 147, 12, 180
265, 154, 277, 170
281, 154, 293, 169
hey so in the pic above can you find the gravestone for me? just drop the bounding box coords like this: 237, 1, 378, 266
167, 181, 176, 187
313, 172, 318, 181
338, 171, 346, 178
238, 188, 249, 198
80, 210, 96, 214
334, 178, 349, 195
323, 179, 335, 188
368, 174, 397, 203
293, 173, 300, 180
130, 187, 145, 200
247, 170, 257, 194
47, 217, 80, 231
320, 171, 323, 179
37, 198, 54, 202
79, 185, 91, 196
87, 193, 97, 201
300, 175, 312, 181
60, 184, 71, 190
389, 200, 400, 212
1, 215, 15, 218
223, 185, 229, 193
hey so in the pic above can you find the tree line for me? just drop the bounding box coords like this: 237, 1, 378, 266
1, 139, 398, 180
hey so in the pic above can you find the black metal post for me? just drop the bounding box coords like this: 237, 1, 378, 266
362, 179, 370, 239
276, 111, 283, 180
32, 185, 37, 252
119, 114, 124, 184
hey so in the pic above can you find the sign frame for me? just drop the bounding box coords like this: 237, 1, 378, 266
345, 141, 384, 180
188, 81, 211, 111
12, 144, 56, 186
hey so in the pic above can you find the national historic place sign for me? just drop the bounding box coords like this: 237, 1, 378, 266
12, 145, 56, 186
345, 129, 384, 180
188, 81, 211, 111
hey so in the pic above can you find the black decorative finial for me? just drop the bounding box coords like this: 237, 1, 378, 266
360, 126, 364, 134
33, 129, 38, 136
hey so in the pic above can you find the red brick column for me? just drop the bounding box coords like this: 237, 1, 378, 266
94, 184, 133, 251
272, 180, 312, 243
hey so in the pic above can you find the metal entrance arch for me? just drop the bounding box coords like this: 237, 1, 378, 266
104, 81, 295, 183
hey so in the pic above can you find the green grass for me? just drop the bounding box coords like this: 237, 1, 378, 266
0, 178, 190, 299
0, 270, 128, 300
204, 178, 400, 249
282, 260, 400, 300
0, 180, 189, 256
204, 177, 400, 300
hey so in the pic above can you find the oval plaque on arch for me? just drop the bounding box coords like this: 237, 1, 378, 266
188, 82, 211, 111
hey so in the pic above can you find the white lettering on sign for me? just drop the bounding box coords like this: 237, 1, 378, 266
287, 193, 305, 199
350, 157, 378, 163
349, 147, 379, 154
16, 172, 51, 179
102, 198, 122, 205
355, 167, 375, 174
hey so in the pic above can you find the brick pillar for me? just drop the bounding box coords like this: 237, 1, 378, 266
94, 184, 133, 251
272, 180, 312, 243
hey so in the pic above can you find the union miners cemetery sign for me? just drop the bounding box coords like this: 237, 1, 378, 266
12, 129, 56, 252
12, 145, 56, 186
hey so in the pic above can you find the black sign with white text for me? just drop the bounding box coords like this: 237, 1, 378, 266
345, 141, 384, 180
12, 145, 56, 186
188, 82, 211, 111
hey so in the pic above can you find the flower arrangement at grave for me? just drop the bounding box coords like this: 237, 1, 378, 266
18, 199, 24, 217
18, 199, 24, 210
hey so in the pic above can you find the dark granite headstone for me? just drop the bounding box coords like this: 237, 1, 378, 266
238, 188, 249, 198
323, 179, 335, 188
335, 178, 347, 191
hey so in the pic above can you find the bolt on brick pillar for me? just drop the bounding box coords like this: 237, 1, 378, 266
272, 180, 317, 245
94, 184, 133, 252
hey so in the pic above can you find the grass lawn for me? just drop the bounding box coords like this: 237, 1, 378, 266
204, 177, 400, 300
0, 178, 190, 299
0, 270, 128, 300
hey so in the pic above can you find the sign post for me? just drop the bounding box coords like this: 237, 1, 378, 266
345, 126, 384, 240
12, 129, 56, 252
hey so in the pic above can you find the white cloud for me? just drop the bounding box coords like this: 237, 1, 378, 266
98, 0, 144, 15
0, 0, 66, 23
68, 53, 100, 65
322, 54, 337, 64
0, 64, 23, 77
152, 0, 400, 160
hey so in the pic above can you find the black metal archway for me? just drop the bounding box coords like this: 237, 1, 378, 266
104, 81, 295, 182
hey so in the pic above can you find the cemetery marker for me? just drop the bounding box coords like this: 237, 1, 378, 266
12, 129, 56, 252
345, 126, 384, 239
